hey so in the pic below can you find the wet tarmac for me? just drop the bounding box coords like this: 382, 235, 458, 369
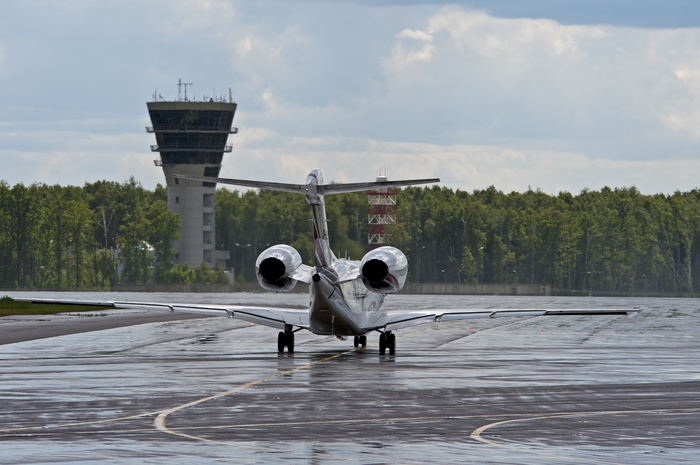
1, 292, 699, 464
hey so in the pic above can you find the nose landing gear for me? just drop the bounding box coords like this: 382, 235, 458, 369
379, 331, 395, 355
353, 335, 367, 347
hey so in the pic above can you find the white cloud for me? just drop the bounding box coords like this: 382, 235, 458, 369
230, 26, 310, 61
236, 127, 277, 145
390, 29, 436, 67
384, 9, 609, 82
4, 3, 700, 195
662, 113, 700, 138
219, 134, 700, 195
0, 131, 159, 187
666, 66, 700, 137
235, 36, 253, 57
426, 10, 606, 58
376, 8, 700, 160
396, 29, 434, 42
675, 68, 700, 82
157, 0, 236, 35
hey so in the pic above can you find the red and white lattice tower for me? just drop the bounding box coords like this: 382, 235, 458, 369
367, 173, 398, 249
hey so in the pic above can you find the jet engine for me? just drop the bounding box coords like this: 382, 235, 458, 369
360, 246, 408, 294
255, 244, 303, 292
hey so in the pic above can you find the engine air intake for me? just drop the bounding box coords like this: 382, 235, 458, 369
362, 259, 389, 284
259, 257, 286, 282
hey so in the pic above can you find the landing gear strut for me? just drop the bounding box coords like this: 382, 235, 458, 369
278, 326, 295, 353
353, 335, 367, 348
379, 331, 395, 355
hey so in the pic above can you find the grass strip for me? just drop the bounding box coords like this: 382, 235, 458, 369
0, 296, 111, 317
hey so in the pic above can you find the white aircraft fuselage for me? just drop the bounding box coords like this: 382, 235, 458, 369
302, 169, 385, 336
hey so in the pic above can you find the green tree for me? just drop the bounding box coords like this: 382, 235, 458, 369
117, 214, 151, 284
65, 199, 94, 289
146, 200, 181, 283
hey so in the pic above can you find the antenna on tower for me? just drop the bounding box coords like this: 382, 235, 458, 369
229, 87, 232, 103
178, 78, 193, 101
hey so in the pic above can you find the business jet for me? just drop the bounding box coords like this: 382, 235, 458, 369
17, 169, 638, 355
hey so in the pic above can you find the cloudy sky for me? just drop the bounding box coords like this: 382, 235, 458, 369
1, 0, 699, 194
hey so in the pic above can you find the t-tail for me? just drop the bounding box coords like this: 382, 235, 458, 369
174, 169, 440, 268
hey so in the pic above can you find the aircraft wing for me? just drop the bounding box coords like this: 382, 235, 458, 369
12, 298, 310, 330
368, 307, 640, 332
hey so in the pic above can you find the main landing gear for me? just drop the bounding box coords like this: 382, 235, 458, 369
353, 335, 367, 347
379, 331, 395, 355
278, 327, 295, 353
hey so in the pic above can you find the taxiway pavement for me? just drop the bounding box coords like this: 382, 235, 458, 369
1, 293, 699, 464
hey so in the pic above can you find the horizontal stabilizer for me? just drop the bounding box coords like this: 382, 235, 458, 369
174, 175, 305, 194
174, 174, 440, 195
319, 178, 440, 195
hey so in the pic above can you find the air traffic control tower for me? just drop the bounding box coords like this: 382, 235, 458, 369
147, 85, 236, 269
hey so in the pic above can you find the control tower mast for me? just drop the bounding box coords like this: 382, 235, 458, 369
146, 84, 237, 269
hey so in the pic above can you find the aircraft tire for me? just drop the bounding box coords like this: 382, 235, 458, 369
354, 336, 359, 347
286, 331, 295, 353
360, 335, 367, 347
379, 333, 387, 355
278, 332, 286, 353
388, 333, 396, 355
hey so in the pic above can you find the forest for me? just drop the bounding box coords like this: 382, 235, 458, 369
2, 178, 700, 295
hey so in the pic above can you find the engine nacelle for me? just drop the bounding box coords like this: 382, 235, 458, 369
255, 244, 303, 292
360, 246, 408, 294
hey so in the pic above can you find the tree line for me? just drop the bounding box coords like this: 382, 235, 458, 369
2, 178, 700, 294
0, 178, 226, 289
